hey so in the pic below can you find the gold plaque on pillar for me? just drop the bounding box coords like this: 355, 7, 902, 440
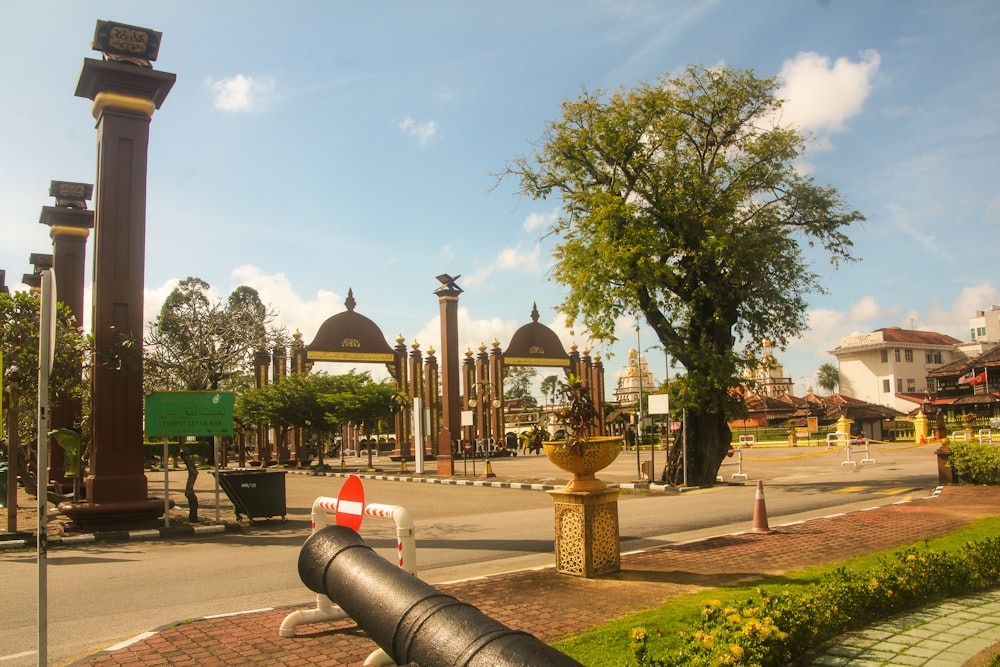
91, 20, 162, 66
49, 181, 93, 209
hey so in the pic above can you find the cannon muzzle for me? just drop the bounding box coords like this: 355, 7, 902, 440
299, 525, 582, 667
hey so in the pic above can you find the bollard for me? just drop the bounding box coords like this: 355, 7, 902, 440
299, 525, 582, 667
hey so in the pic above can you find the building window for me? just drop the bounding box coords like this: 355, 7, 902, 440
895, 349, 901, 362
926, 352, 933, 363
896, 378, 903, 393
907, 378, 916, 392
904, 349, 913, 362
978, 327, 987, 337
883, 379, 891, 393
881, 350, 888, 363
928, 378, 936, 392
934, 351, 942, 364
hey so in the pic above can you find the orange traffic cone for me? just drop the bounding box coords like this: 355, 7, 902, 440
751, 480, 774, 534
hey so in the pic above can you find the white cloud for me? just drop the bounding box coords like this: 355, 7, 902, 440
205, 74, 277, 112
397, 115, 439, 146
922, 283, 998, 339
228, 265, 343, 342
523, 209, 559, 232
775, 50, 880, 136
463, 243, 545, 288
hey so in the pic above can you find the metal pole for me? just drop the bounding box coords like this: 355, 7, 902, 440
635, 324, 641, 480
637, 325, 647, 481
37, 268, 54, 666
163, 437, 170, 528
682, 407, 688, 488
664, 352, 670, 484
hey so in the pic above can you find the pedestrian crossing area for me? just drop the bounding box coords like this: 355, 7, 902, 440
831, 485, 922, 496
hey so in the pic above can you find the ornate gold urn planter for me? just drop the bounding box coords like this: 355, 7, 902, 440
542, 435, 623, 492
544, 435, 623, 577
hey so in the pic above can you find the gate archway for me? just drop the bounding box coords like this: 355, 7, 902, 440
304, 288, 424, 458
461, 304, 606, 450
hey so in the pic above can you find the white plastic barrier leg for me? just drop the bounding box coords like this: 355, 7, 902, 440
716, 450, 749, 482
279, 496, 417, 640
842, 437, 875, 467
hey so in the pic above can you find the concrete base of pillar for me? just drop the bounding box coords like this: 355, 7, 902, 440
57, 498, 170, 530
547, 485, 620, 577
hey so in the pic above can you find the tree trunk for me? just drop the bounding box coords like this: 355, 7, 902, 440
665, 410, 731, 487
177, 446, 199, 523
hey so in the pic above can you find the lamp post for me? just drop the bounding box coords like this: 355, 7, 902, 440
635, 323, 643, 481
468, 381, 499, 478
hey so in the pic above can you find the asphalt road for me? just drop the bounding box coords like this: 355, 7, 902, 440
0, 440, 942, 666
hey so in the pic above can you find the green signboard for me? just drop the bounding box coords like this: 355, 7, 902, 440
145, 391, 235, 437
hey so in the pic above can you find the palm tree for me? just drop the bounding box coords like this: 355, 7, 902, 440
817, 363, 839, 394
540, 374, 559, 406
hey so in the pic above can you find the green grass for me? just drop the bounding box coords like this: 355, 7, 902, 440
553, 515, 1000, 666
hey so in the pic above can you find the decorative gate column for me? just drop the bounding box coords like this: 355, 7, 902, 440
61, 21, 175, 524
39, 181, 94, 488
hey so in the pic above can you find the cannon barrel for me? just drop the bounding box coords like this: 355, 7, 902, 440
299, 525, 582, 667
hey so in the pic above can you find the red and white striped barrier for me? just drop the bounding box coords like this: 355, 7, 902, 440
280, 489, 416, 643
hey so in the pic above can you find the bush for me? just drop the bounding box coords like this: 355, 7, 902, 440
142, 440, 211, 467
630, 536, 1000, 666
947, 440, 1000, 485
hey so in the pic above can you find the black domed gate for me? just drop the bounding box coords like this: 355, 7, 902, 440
302, 289, 431, 460
469, 304, 606, 446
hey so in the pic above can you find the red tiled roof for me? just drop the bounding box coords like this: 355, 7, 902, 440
875, 327, 962, 346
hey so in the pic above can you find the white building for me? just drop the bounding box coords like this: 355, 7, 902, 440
745, 339, 794, 398
970, 305, 1000, 345
829, 327, 963, 412
613, 348, 657, 406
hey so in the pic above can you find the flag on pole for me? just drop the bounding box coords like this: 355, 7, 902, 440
958, 370, 976, 384
969, 370, 988, 386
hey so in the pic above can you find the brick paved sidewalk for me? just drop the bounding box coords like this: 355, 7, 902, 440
69, 485, 1000, 666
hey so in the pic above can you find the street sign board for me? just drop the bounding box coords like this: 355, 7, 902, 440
145, 391, 234, 437
336, 475, 365, 531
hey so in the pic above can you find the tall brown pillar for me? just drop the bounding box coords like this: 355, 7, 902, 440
39, 181, 94, 487
423, 348, 439, 457
434, 274, 463, 475
70, 22, 175, 516
253, 349, 271, 463
272, 346, 288, 461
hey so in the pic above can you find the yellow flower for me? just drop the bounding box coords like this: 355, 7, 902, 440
907, 554, 917, 561
729, 644, 745, 658
630, 627, 647, 642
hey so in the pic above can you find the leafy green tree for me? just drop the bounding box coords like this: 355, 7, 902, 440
503, 65, 861, 486
817, 363, 839, 394
236, 370, 396, 467
0, 290, 89, 480
504, 366, 537, 405
144, 277, 286, 393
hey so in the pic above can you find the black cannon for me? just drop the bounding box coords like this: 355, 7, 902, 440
298, 525, 582, 667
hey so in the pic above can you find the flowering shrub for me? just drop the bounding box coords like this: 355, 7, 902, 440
947, 440, 1000, 485
630, 536, 1000, 665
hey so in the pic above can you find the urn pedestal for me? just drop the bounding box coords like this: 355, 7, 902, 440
543, 436, 623, 577
547, 485, 620, 577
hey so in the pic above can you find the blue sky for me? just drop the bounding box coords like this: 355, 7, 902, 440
1, 1, 998, 398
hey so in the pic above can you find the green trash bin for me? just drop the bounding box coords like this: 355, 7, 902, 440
215, 469, 286, 524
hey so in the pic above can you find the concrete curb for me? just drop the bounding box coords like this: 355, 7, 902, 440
0, 521, 238, 550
